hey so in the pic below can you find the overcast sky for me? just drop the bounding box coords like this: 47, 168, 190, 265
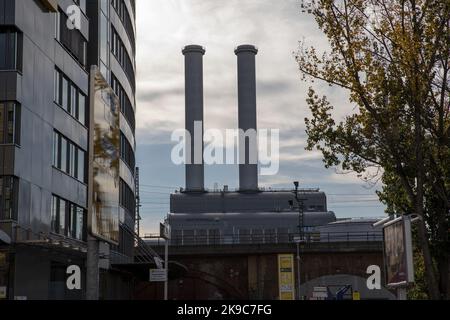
134, 0, 386, 233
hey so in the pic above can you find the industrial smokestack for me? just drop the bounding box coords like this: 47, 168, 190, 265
183, 45, 205, 192
235, 45, 259, 192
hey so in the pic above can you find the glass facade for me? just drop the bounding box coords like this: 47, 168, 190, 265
120, 132, 135, 170
0, 176, 18, 221
0, 27, 22, 71
73, 0, 87, 13
52, 131, 87, 183
110, 26, 135, 92
119, 178, 135, 216
99, 0, 110, 82
111, 74, 135, 132
54, 69, 87, 126
111, 0, 135, 51
0, 102, 20, 145
51, 195, 86, 241
55, 10, 87, 66
0, 0, 138, 300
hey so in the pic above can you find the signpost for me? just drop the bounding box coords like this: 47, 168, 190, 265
160, 222, 170, 300
293, 237, 303, 300
312, 287, 328, 300
145, 221, 170, 300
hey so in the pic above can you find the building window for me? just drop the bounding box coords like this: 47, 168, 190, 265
0, 102, 21, 145
51, 195, 86, 241
120, 132, 135, 171
54, 69, 87, 126
119, 179, 135, 216
0, 176, 18, 221
111, 0, 135, 52
111, 74, 135, 132
0, 27, 22, 71
52, 131, 86, 183
110, 26, 135, 92
73, 0, 86, 13
56, 9, 87, 67
129, 0, 136, 16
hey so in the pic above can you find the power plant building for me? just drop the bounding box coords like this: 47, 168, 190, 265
168, 44, 375, 244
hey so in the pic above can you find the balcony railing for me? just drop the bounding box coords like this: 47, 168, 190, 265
145, 231, 383, 247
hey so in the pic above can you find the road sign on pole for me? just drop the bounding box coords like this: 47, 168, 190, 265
160, 223, 170, 240
150, 269, 168, 282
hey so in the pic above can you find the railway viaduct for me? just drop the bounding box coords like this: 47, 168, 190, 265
132, 241, 395, 300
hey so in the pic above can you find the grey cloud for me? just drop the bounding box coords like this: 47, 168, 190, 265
257, 79, 293, 95
137, 87, 185, 102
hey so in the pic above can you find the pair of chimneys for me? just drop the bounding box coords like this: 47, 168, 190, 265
183, 44, 259, 193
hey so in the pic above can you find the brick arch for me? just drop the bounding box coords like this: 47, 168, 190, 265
181, 269, 247, 300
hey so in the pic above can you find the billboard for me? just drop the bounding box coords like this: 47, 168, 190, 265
278, 254, 296, 300
383, 216, 414, 287
88, 67, 120, 245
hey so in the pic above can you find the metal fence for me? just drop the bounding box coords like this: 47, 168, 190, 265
146, 231, 383, 247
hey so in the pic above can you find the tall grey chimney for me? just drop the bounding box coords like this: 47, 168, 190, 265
235, 45, 259, 192
183, 45, 205, 192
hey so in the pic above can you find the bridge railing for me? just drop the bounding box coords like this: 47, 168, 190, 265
146, 231, 383, 247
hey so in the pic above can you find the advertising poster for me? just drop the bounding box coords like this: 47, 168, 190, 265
383, 217, 414, 287
88, 67, 120, 245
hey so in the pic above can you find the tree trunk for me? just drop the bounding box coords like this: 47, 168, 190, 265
417, 219, 440, 299
438, 256, 449, 299
415, 99, 440, 299
437, 205, 449, 299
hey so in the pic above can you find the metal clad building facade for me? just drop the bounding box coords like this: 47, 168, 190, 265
0, 0, 137, 300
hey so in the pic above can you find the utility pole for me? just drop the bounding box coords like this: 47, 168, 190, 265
397, 287, 407, 300
159, 221, 170, 301
164, 237, 169, 301
293, 181, 305, 241
292, 181, 305, 300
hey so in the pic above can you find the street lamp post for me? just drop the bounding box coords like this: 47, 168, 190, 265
160, 221, 170, 301
296, 240, 301, 300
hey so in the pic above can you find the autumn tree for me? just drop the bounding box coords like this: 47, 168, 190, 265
296, 0, 450, 299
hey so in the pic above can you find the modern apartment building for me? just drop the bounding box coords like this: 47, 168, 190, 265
0, 0, 138, 300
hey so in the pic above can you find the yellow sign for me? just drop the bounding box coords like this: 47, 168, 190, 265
353, 291, 361, 300
278, 254, 296, 300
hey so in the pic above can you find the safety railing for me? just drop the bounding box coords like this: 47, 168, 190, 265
145, 231, 383, 247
